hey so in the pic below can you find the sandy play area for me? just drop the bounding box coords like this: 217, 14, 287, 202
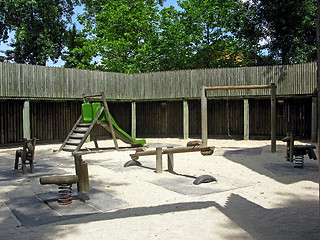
0, 138, 319, 240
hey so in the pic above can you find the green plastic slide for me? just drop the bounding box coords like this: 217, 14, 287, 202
91, 102, 146, 147
82, 103, 93, 123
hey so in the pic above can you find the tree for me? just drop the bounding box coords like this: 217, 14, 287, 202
176, 0, 263, 68
75, 0, 160, 73
0, 0, 79, 65
253, 0, 317, 64
62, 24, 97, 69
157, 6, 195, 71
159, 0, 166, 6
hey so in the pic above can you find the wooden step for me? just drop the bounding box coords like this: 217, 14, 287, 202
66, 139, 81, 145
70, 133, 86, 139
62, 146, 77, 152
74, 127, 90, 133
78, 123, 91, 127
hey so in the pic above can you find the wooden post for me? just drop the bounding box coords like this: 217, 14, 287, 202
156, 147, 162, 173
101, 92, 119, 150
244, 98, 249, 140
271, 83, 277, 152
74, 154, 90, 195
183, 100, 189, 139
201, 86, 208, 147
23, 100, 31, 139
131, 101, 136, 139
317, 0, 320, 200
167, 146, 174, 173
311, 96, 317, 142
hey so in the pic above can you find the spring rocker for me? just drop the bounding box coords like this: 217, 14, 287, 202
125, 140, 216, 185
14, 138, 36, 174
282, 132, 317, 168
39, 154, 90, 205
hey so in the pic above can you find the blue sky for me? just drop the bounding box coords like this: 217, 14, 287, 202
0, 0, 180, 66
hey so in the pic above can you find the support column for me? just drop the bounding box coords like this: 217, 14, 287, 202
23, 100, 31, 139
183, 100, 189, 139
311, 96, 317, 142
201, 87, 208, 147
167, 146, 174, 173
270, 83, 276, 152
131, 101, 136, 138
244, 98, 249, 140
156, 147, 162, 173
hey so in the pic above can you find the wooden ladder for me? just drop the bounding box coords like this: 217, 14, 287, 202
59, 106, 105, 153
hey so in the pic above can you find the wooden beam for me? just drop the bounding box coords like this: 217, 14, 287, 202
130, 145, 215, 158
270, 83, 277, 152
167, 146, 174, 173
101, 92, 119, 150
311, 96, 317, 142
23, 101, 31, 139
40, 175, 78, 185
131, 101, 136, 138
244, 99, 249, 140
183, 100, 189, 139
74, 154, 90, 194
156, 147, 162, 173
205, 85, 271, 91
201, 86, 208, 147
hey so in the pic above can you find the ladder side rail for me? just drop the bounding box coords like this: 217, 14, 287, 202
74, 106, 105, 153
58, 115, 83, 151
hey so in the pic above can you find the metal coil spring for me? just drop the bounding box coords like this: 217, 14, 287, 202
58, 184, 73, 205
294, 155, 304, 168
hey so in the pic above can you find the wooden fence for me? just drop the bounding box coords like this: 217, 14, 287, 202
0, 98, 312, 144
0, 62, 317, 100
0, 62, 317, 144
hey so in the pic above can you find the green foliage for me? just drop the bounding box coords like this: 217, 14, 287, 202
253, 0, 317, 64
0, 0, 79, 65
74, 0, 160, 73
1, 0, 317, 69
177, 0, 262, 68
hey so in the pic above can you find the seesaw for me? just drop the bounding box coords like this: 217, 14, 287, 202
124, 141, 216, 185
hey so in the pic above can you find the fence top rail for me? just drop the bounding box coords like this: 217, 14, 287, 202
204, 84, 272, 91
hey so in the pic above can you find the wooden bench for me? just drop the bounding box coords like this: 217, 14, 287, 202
14, 138, 36, 174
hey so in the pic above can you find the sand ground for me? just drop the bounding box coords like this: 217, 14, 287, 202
0, 138, 319, 240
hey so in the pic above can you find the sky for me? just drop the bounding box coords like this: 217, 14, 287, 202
0, 1, 180, 67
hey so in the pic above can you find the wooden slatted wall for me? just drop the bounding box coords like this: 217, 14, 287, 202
136, 101, 183, 137
30, 101, 82, 142
0, 100, 24, 144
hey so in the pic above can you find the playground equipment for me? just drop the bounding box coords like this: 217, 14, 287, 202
282, 132, 317, 168
40, 154, 89, 204
125, 140, 216, 185
201, 84, 277, 152
14, 138, 36, 174
59, 92, 146, 154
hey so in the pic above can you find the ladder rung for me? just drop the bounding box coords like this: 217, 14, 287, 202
62, 146, 77, 152
66, 139, 81, 145
74, 127, 90, 133
70, 133, 86, 139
